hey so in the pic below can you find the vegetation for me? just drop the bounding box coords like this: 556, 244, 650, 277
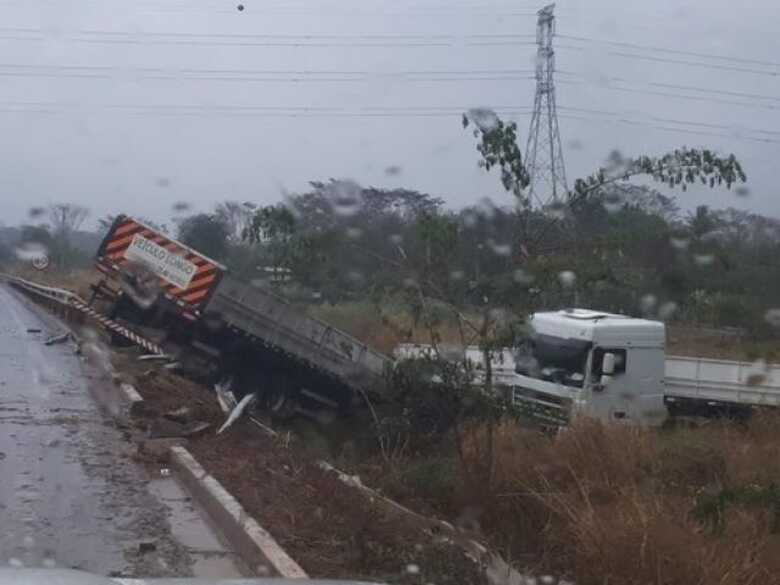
5, 110, 779, 584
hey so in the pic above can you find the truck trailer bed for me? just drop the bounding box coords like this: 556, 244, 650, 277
208, 277, 393, 394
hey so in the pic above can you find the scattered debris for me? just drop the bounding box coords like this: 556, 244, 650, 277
26, 328, 41, 333
249, 415, 278, 438
217, 393, 257, 435
138, 354, 172, 362
182, 421, 211, 437
163, 406, 192, 424
44, 332, 70, 346
214, 379, 237, 413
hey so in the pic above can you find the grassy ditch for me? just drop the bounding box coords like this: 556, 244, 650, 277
350, 416, 780, 585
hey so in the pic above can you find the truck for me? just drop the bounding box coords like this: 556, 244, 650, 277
93, 216, 779, 427
399, 308, 780, 426
92, 215, 393, 418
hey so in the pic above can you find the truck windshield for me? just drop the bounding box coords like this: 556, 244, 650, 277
515, 334, 591, 388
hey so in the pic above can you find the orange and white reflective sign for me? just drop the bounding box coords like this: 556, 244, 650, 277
96, 215, 225, 314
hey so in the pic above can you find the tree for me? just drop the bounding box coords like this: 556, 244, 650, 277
47, 203, 88, 237
30, 204, 90, 269
177, 214, 230, 261
215, 201, 254, 244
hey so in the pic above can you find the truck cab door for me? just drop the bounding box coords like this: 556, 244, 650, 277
587, 347, 631, 422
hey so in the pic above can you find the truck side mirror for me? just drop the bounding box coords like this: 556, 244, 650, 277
602, 352, 616, 375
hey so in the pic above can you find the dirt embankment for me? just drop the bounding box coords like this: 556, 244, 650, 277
113, 352, 487, 585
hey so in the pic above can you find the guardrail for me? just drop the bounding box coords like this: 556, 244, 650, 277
0, 273, 166, 355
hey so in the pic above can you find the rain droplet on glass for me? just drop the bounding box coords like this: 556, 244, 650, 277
466, 107, 499, 132
513, 269, 534, 284
639, 294, 657, 314
558, 271, 576, 288
658, 301, 678, 321
764, 309, 780, 328
327, 180, 363, 217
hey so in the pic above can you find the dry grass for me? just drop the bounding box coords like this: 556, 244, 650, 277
308, 301, 471, 354
453, 416, 780, 584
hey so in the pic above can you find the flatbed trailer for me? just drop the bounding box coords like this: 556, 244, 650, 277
93, 215, 392, 413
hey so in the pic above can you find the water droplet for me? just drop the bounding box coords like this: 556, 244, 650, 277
567, 138, 584, 151
450, 270, 465, 281
670, 237, 689, 250
389, 233, 403, 245
347, 271, 363, 283
693, 254, 715, 266
346, 227, 363, 240
326, 180, 363, 217
156, 177, 171, 188
476, 197, 497, 219
27, 207, 45, 218
658, 301, 678, 321
22, 536, 34, 549
558, 271, 576, 288
603, 192, 623, 214
513, 269, 534, 285
384, 165, 402, 176
42, 557, 56, 568
405, 563, 420, 575
734, 186, 750, 197
119, 263, 161, 309
487, 239, 511, 256
171, 201, 189, 212
639, 294, 657, 314
461, 210, 478, 228
544, 202, 568, 220
764, 309, 780, 328
237, 3, 245, 10
403, 278, 418, 289
8, 558, 23, 568
466, 107, 499, 132
14, 242, 49, 262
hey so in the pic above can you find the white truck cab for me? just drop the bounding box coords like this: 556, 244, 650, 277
513, 309, 668, 426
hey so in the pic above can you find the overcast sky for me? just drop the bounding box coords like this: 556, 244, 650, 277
0, 0, 777, 229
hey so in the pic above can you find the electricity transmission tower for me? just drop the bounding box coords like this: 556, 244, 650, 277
525, 3, 568, 207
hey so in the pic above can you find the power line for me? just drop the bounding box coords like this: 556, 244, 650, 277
0, 62, 539, 82
0, 98, 775, 144
558, 33, 780, 70
557, 44, 779, 78
557, 79, 780, 113
558, 113, 780, 144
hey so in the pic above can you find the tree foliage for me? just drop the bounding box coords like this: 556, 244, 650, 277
177, 213, 230, 261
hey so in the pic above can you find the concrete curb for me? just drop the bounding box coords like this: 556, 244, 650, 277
169, 445, 308, 579
8, 281, 308, 579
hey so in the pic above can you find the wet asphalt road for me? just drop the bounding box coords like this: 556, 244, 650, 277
0, 284, 246, 578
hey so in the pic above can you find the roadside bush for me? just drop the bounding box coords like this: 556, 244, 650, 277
452, 417, 780, 585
